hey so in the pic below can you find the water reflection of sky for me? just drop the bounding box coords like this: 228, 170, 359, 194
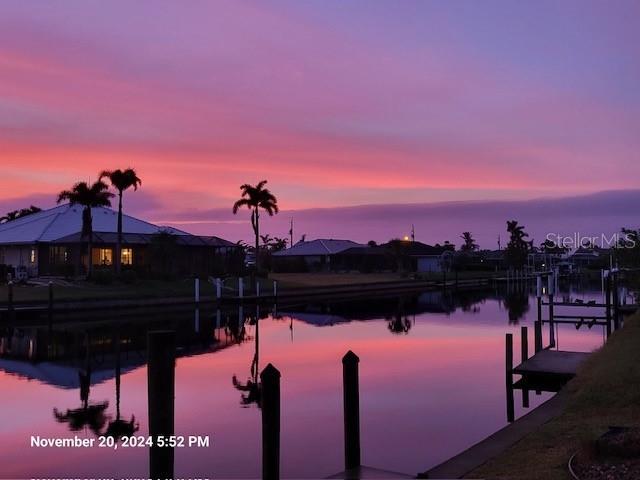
0, 288, 607, 478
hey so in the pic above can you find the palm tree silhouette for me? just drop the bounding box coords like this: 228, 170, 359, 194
57, 181, 114, 278
460, 231, 479, 252
99, 169, 142, 275
505, 220, 532, 270
0, 205, 42, 223
53, 332, 109, 435
232, 181, 279, 273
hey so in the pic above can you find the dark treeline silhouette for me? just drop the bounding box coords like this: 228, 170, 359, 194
0, 205, 42, 223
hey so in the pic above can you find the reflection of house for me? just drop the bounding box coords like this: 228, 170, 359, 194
0, 204, 242, 277
272, 239, 364, 272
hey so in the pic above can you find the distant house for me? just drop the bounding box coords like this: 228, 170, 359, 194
381, 240, 454, 273
0, 204, 242, 278
569, 247, 609, 270
285, 239, 454, 273
272, 239, 364, 272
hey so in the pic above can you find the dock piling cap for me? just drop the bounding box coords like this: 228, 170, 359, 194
342, 350, 360, 364
260, 363, 281, 380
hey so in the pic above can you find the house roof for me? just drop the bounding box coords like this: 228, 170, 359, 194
272, 239, 364, 257
53, 231, 237, 248
381, 240, 452, 257
0, 204, 235, 246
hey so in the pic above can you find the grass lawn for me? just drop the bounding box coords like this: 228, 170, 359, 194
467, 312, 640, 479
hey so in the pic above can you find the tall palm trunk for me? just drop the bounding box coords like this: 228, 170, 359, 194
116, 190, 123, 275
253, 207, 260, 273
87, 229, 93, 279
82, 207, 94, 279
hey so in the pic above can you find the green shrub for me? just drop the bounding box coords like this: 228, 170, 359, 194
92, 268, 114, 285
120, 269, 138, 284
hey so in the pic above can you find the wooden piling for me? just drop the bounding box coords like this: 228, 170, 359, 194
605, 272, 612, 337
147, 330, 176, 479
194, 277, 200, 304
216, 278, 222, 300
548, 274, 555, 347
534, 320, 542, 353
520, 326, 529, 408
505, 333, 514, 423
520, 326, 528, 363
260, 363, 281, 480
612, 272, 620, 330
238, 277, 244, 299
343, 350, 361, 470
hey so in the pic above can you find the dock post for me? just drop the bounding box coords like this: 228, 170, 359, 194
238, 277, 244, 299
536, 276, 542, 351
548, 274, 555, 348
48, 282, 54, 329
216, 278, 222, 300
605, 272, 612, 336
521, 326, 530, 408
505, 333, 514, 422
343, 350, 361, 471
521, 326, 528, 362
273, 280, 278, 299
147, 330, 176, 479
256, 279, 260, 298
194, 277, 200, 304
260, 364, 281, 480
612, 272, 620, 330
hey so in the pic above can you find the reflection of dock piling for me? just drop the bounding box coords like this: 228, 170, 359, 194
505, 334, 515, 423
148, 330, 175, 479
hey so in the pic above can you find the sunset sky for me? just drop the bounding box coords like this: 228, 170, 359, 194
1, 1, 638, 245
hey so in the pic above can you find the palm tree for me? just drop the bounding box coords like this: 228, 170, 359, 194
460, 232, 479, 252
99, 169, 142, 274
57, 181, 114, 278
505, 220, 531, 270
0, 205, 42, 223
232, 181, 279, 273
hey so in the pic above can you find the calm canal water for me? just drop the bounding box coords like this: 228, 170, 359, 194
0, 284, 607, 478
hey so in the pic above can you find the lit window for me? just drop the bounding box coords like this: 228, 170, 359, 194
121, 248, 133, 265
30, 248, 36, 264
99, 248, 113, 265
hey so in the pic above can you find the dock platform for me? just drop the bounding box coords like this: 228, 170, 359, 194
514, 350, 590, 378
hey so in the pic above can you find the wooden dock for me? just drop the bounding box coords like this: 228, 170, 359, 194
328, 466, 413, 479
514, 350, 590, 378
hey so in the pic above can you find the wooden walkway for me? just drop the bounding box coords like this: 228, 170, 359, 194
514, 350, 590, 377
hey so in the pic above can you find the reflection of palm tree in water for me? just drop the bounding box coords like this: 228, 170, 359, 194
232, 310, 261, 407
387, 298, 412, 334
387, 312, 411, 334
503, 290, 530, 324
54, 332, 109, 435
103, 332, 139, 439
